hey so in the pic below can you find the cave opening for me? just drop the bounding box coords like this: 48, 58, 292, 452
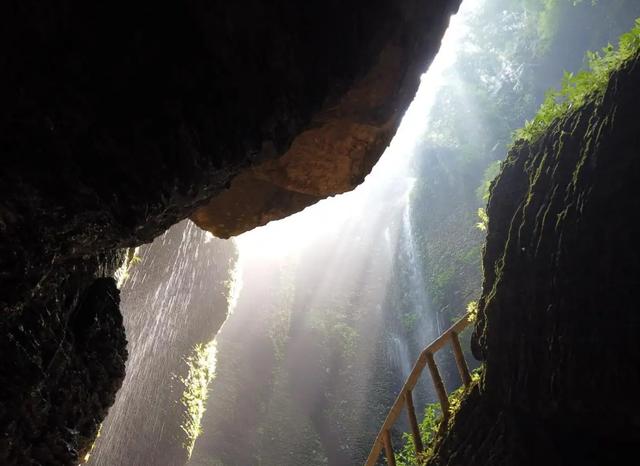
86, 4, 484, 465
2, 0, 640, 465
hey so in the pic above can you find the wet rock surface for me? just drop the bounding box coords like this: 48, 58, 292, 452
0, 276, 127, 465
429, 55, 640, 465
0, 0, 460, 463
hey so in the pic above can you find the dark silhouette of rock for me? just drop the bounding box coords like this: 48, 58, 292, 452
0, 277, 126, 465
428, 52, 640, 466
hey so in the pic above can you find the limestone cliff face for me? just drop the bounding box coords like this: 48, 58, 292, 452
0, 1, 460, 464
428, 55, 640, 465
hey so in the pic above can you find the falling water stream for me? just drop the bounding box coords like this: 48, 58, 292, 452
87, 221, 237, 466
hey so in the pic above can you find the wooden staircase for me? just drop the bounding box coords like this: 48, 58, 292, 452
365, 312, 475, 466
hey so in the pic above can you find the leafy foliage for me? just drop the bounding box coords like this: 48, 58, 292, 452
515, 18, 640, 142
395, 370, 482, 466
113, 247, 141, 288
179, 341, 217, 459
476, 208, 489, 232
395, 403, 441, 466
466, 300, 479, 322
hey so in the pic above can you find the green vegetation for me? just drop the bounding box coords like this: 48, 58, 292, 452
114, 247, 142, 288
395, 403, 441, 465
476, 208, 489, 232
223, 245, 243, 313
411, 0, 640, 331
530, 0, 564, 52
515, 18, 640, 142
466, 300, 479, 321
476, 161, 502, 203
395, 370, 482, 466
179, 341, 218, 459
401, 311, 420, 332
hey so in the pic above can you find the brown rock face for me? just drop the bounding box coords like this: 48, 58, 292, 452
191, 105, 393, 237
190, 17, 456, 238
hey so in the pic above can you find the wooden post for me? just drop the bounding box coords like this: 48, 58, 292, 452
450, 331, 472, 387
382, 429, 397, 466
365, 438, 384, 466
405, 390, 423, 455
426, 352, 449, 414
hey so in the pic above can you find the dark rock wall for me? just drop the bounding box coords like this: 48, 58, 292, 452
0, 273, 127, 465
0, 1, 460, 464
1, 0, 460, 259
429, 55, 640, 465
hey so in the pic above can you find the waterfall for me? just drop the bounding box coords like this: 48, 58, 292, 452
87, 220, 236, 466
386, 335, 412, 379
401, 184, 439, 340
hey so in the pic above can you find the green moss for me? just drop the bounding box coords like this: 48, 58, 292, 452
514, 18, 640, 143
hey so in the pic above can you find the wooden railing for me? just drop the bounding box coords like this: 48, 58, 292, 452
364, 312, 475, 466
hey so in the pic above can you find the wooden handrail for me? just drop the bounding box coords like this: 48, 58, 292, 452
364, 312, 474, 466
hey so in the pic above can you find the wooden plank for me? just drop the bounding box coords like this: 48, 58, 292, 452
383, 429, 397, 466
405, 390, 423, 455
422, 313, 473, 355
426, 353, 449, 414
450, 331, 472, 387
364, 438, 384, 466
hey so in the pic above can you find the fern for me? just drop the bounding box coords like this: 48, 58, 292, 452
476, 208, 489, 232
514, 18, 640, 143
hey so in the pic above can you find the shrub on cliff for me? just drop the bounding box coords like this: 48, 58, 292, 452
515, 18, 640, 142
